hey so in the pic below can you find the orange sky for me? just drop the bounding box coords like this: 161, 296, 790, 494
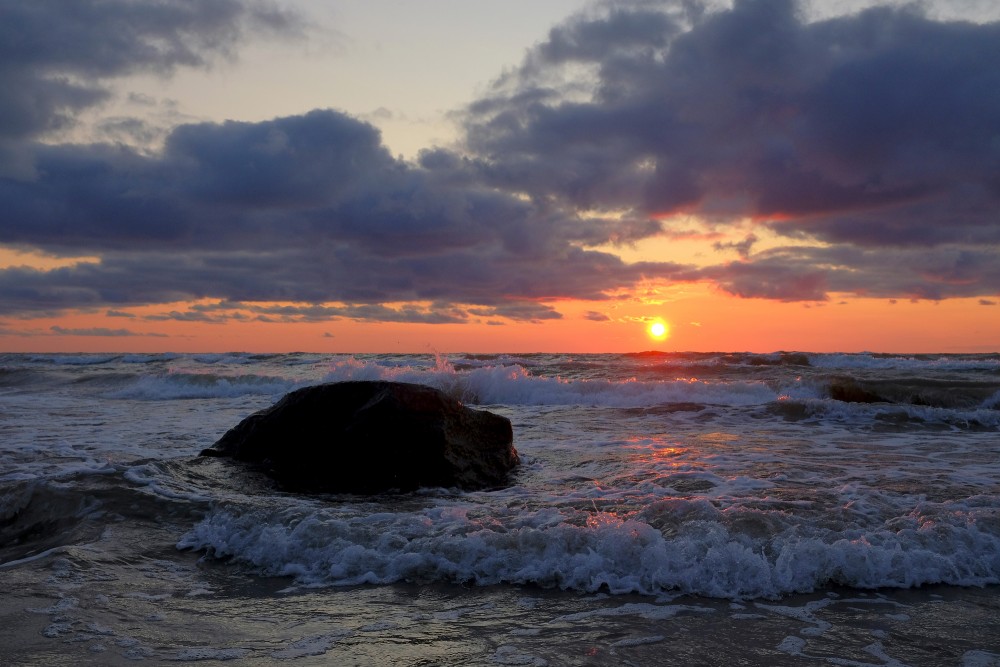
3, 287, 996, 354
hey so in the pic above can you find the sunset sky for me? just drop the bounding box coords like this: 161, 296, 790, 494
1, 0, 999, 353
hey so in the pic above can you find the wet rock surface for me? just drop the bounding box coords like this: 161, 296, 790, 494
200, 381, 518, 493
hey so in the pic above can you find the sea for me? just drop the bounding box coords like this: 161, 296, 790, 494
2, 351, 999, 666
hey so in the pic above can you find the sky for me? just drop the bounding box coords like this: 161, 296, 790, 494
1, 0, 999, 353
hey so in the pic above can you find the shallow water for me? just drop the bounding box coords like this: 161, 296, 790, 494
2, 352, 999, 664
3, 532, 999, 665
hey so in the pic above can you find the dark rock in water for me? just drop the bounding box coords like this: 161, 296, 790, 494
779, 352, 811, 367
200, 381, 518, 493
829, 379, 885, 404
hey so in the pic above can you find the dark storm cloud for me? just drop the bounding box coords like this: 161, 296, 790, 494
466, 0, 1000, 228
467, 302, 562, 322
2, 0, 999, 323
233, 302, 471, 325
50, 325, 166, 337
188, 301, 471, 325
463, 0, 1000, 298
0, 108, 693, 316
703, 244, 1000, 301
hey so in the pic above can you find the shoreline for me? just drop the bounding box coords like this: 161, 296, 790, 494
4, 537, 999, 666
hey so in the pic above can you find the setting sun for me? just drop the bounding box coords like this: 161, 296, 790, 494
647, 320, 670, 341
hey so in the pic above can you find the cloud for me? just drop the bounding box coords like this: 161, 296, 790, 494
242, 302, 471, 325
462, 0, 1000, 297
50, 325, 166, 337
0, 0, 300, 177
702, 244, 1000, 301
0, 105, 694, 318
713, 234, 758, 258
0, 0, 299, 135
467, 302, 562, 322
1, 0, 998, 327
143, 310, 229, 323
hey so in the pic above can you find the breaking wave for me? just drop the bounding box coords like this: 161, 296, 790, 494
179, 493, 1000, 600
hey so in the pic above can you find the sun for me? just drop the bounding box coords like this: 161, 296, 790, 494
647, 319, 670, 341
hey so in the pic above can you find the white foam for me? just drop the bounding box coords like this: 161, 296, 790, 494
123, 465, 214, 503
1, 545, 72, 570
610, 635, 665, 647
777, 635, 807, 656
980, 390, 1000, 410
492, 645, 549, 666
320, 357, 779, 408
178, 493, 1000, 600
271, 632, 351, 659
756, 598, 834, 635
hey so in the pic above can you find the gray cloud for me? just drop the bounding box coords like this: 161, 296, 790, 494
1, 0, 998, 327
235, 302, 471, 325
0, 0, 297, 133
713, 234, 758, 258
50, 325, 166, 337
703, 244, 1000, 301
0, 0, 300, 177
0, 102, 693, 318
466, 0, 1000, 231
462, 0, 1000, 298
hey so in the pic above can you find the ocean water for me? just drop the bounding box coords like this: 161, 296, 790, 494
2, 351, 999, 665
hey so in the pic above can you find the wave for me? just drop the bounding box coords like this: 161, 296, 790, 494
769, 397, 1000, 431
822, 376, 1000, 410
623, 351, 804, 364
104, 372, 298, 400
319, 357, 784, 408
810, 353, 1000, 372
0, 474, 131, 565
313, 358, 1000, 430
4, 353, 998, 423
120, 353, 182, 364
84, 355, 998, 430
179, 495, 1000, 600
190, 353, 260, 365
24, 353, 124, 366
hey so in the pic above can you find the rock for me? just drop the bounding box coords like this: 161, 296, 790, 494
829, 379, 885, 404
200, 381, 518, 493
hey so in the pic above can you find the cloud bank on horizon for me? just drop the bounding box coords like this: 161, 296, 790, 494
1, 0, 998, 325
